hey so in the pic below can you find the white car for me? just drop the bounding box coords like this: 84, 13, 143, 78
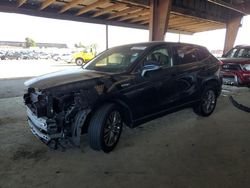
53, 53, 72, 63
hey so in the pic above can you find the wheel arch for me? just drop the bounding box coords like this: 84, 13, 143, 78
81, 98, 133, 134
201, 78, 222, 97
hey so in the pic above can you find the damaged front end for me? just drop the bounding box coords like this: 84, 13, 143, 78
23, 87, 91, 149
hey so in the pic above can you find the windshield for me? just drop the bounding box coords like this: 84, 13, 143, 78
225, 47, 250, 58
84, 45, 147, 73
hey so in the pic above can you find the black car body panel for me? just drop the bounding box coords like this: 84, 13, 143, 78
23, 42, 222, 149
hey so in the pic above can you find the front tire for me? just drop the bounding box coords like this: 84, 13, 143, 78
88, 104, 123, 153
193, 86, 217, 117
75, 58, 84, 66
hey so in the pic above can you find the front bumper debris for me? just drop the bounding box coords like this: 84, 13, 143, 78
27, 107, 51, 142
27, 107, 62, 144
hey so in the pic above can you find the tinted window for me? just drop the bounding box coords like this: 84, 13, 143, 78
173, 45, 198, 65
145, 47, 172, 67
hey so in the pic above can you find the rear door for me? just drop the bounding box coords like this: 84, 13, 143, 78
170, 44, 203, 104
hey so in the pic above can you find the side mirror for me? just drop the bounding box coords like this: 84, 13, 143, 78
141, 64, 161, 77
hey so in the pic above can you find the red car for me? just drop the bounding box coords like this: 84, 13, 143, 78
220, 45, 250, 86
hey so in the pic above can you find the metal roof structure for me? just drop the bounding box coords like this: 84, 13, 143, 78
0, 0, 248, 34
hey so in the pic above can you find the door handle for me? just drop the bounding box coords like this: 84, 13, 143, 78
121, 83, 130, 87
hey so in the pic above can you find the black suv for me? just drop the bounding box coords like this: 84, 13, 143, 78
24, 42, 222, 152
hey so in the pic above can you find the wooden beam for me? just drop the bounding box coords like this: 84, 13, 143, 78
140, 20, 149, 25
181, 22, 220, 30
117, 0, 149, 8
167, 28, 195, 35
40, 0, 56, 10
107, 6, 141, 19
170, 19, 203, 28
169, 18, 193, 27
76, 0, 109, 16
118, 9, 149, 21
59, 0, 87, 13
18, 0, 27, 7
223, 16, 242, 54
92, 3, 127, 18
149, 0, 172, 41
0, 3, 147, 30
169, 16, 190, 23
129, 15, 149, 23
188, 25, 224, 33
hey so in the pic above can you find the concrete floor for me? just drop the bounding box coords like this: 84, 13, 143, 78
0, 61, 250, 188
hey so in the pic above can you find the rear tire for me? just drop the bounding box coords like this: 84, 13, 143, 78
193, 86, 217, 117
88, 104, 123, 153
75, 58, 84, 66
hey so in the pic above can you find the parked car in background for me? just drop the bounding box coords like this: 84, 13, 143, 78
220, 45, 250, 86
38, 52, 51, 60
52, 53, 72, 63
0, 51, 5, 60
24, 42, 222, 153
2, 51, 21, 60
72, 48, 95, 65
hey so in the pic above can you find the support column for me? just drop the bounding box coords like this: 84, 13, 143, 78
106, 24, 109, 50
223, 16, 242, 54
149, 0, 172, 41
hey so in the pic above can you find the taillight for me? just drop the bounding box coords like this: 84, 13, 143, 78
218, 60, 223, 65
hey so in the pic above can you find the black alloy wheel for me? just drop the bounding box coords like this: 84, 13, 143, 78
88, 104, 123, 153
194, 86, 217, 117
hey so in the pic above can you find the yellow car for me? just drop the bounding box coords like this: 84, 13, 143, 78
72, 49, 95, 65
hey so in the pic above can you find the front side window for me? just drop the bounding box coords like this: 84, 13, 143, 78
84, 45, 147, 73
145, 47, 172, 67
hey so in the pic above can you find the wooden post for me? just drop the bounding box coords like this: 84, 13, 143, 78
149, 0, 172, 41
223, 16, 242, 54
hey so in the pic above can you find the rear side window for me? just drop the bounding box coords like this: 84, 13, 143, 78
173, 45, 199, 65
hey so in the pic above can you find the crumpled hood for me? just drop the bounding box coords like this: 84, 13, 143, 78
24, 68, 111, 90
219, 58, 250, 65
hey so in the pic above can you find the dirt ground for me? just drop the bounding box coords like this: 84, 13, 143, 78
0, 61, 250, 188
